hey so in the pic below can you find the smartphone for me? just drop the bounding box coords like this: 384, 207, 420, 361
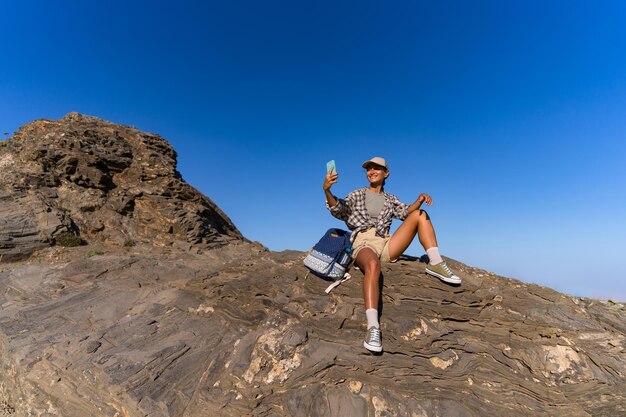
326, 160, 337, 175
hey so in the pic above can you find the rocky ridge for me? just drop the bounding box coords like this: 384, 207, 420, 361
0, 115, 624, 416
0, 113, 242, 262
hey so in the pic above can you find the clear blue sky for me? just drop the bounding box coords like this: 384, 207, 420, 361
2, 1, 625, 300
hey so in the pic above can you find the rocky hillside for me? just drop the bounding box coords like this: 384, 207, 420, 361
0, 113, 242, 262
0, 115, 624, 416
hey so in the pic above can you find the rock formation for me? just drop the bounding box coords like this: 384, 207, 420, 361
0, 115, 624, 416
0, 113, 242, 262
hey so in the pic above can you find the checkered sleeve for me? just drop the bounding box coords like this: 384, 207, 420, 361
327, 190, 355, 221
390, 195, 409, 220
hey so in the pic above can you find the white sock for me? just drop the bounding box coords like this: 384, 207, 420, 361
365, 308, 379, 329
426, 247, 443, 265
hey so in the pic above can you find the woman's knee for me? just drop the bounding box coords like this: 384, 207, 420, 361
360, 256, 380, 273
358, 253, 380, 274
365, 258, 380, 273
409, 209, 430, 221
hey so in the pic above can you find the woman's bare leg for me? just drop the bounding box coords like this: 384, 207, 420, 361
387, 210, 437, 261
357, 247, 384, 351
355, 247, 381, 309
387, 210, 462, 284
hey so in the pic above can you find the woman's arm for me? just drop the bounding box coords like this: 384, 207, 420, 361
323, 171, 339, 208
407, 193, 433, 213
323, 172, 355, 221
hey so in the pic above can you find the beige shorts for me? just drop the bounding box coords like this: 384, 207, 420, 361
352, 228, 397, 263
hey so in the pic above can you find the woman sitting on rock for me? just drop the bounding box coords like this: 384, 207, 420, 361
323, 157, 461, 353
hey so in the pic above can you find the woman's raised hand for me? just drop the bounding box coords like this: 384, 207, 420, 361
417, 193, 433, 206
323, 171, 339, 191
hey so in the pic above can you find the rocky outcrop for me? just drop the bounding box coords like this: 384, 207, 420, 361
0, 244, 624, 416
0, 113, 242, 261
0, 114, 624, 416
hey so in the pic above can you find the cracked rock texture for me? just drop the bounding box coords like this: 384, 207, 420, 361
0, 113, 242, 262
0, 115, 624, 416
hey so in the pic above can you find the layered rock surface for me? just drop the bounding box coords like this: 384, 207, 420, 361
0, 115, 624, 416
0, 113, 242, 261
0, 244, 624, 417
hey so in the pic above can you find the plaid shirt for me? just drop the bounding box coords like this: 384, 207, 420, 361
327, 187, 409, 242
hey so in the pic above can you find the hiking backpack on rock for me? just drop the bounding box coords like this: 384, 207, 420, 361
303, 228, 352, 293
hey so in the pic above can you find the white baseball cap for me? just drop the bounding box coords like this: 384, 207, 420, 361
361, 157, 388, 169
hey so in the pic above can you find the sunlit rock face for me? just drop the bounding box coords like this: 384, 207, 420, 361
0, 113, 242, 261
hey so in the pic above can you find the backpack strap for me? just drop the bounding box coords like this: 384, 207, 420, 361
324, 272, 352, 293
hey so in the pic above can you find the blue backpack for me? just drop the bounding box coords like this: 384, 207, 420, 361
303, 228, 353, 292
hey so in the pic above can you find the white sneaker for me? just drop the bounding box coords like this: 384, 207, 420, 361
425, 262, 462, 285
363, 326, 383, 352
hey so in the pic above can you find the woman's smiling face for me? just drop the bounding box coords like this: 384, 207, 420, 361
365, 164, 389, 184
